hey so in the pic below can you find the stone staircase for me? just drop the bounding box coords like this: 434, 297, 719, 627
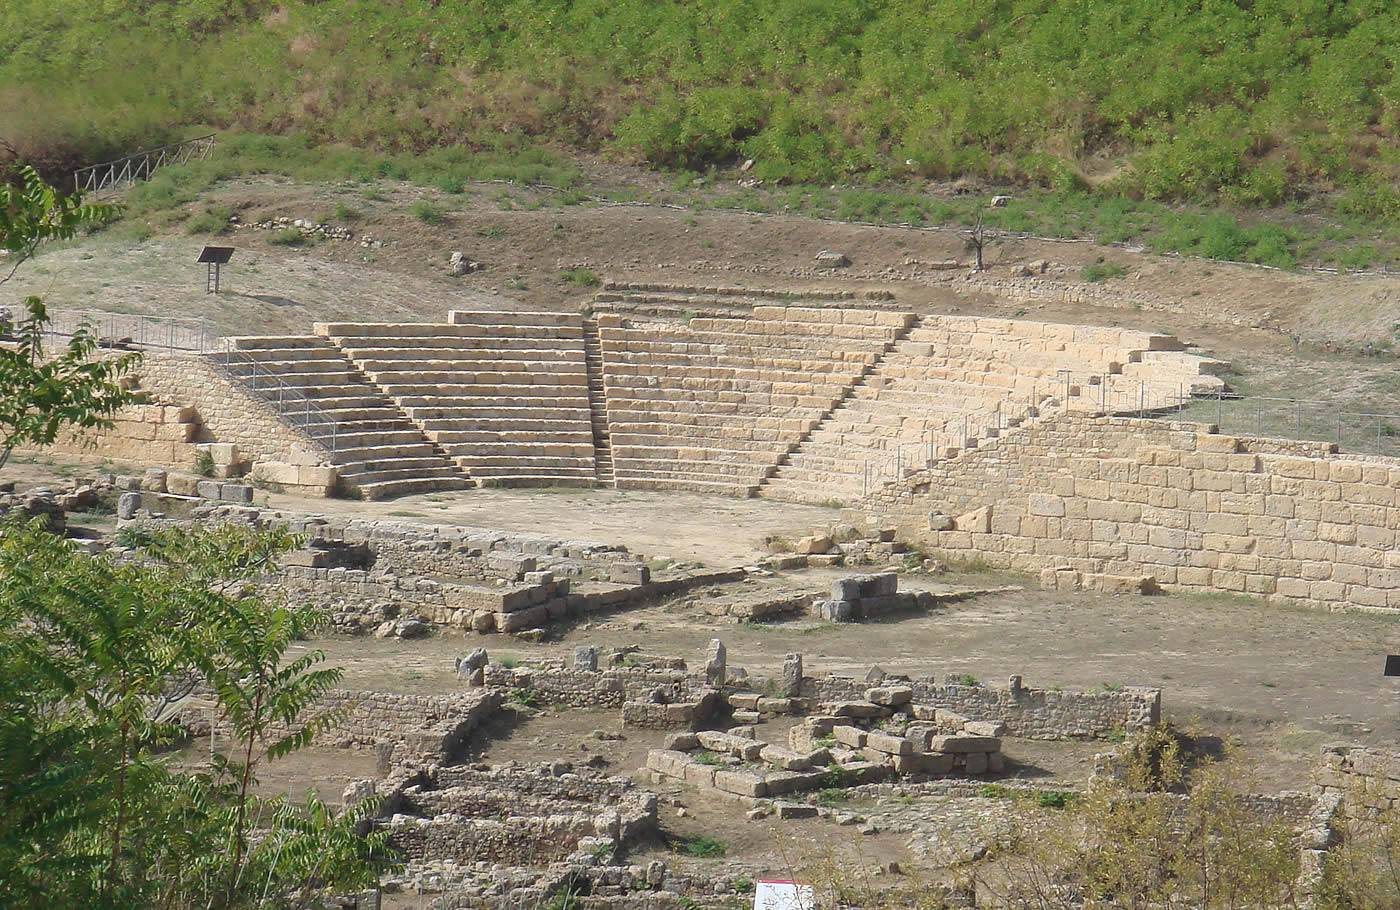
582, 317, 616, 487
759, 315, 1200, 505
220, 336, 471, 500
318, 312, 599, 487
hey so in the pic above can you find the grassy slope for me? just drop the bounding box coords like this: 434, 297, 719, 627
1, 1, 1396, 266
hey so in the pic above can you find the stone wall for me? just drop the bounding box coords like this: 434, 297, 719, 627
478, 663, 697, 708
868, 413, 1400, 612
803, 674, 1160, 740
133, 351, 326, 464
1315, 745, 1400, 811
186, 688, 500, 767
25, 402, 202, 469
379, 764, 657, 866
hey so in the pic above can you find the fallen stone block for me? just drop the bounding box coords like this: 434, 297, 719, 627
913, 752, 956, 775
832, 725, 868, 749
776, 803, 819, 820
763, 770, 828, 795
963, 752, 990, 775
864, 731, 913, 756
866, 686, 913, 707
826, 701, 889, 719
696, 731, 763, 761
713, 769, 768, 798
683, 762, 718, 787
663, 732, 699, 752
964, 720, 1008, 737
928, 735, 1002, 754
646, 750, 688, 778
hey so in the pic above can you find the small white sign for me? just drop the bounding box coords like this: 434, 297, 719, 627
754, 879, 815, 910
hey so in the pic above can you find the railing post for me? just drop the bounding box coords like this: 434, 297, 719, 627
1295, 399, 1302, 437
1216, 388, 1222, 428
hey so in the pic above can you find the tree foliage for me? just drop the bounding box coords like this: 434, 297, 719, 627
0, 1, 1395, 209
0, 519, 394, 909
0, 165, 135, 475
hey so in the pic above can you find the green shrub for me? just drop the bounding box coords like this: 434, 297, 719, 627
693, 751, 724, 767
193, 449, 215, 478
1081, 261, 1126, 282
956, 673, 980, 687
410, 200, 447, 225
184, 206, 231, 235
560, 268, 600, 287
678, 835, 726, 858
268, 228, 304, 246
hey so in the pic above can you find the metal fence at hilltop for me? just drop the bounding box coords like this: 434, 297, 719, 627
72, 135, 216, 194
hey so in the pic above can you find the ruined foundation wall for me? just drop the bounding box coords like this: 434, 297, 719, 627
805, 675, 1160, 740
133, 352, 323, 464
868, 414, 1400, 611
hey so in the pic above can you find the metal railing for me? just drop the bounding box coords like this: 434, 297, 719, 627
72, 134, 216, 194
855, 370, 1400, 498
39, 309, 340, 454
211, 338, 341, 455
41, 309, 220, 354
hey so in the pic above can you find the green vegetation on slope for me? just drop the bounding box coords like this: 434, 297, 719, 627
2, 0, 1396, 220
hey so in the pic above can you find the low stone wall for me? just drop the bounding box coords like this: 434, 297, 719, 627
868, 413, 1400, 612
378, 764, 657, 866
134, 352, 325, 465
24, 401, 202, 469
184, 689, 500, 767
478, 663, 696, 708
803, 674, 1160, 740
1315, 745, 1400, 811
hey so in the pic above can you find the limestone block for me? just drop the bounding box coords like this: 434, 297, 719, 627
781, 653, 803, 697
713, 769, 768, 798
117, 492, 141, 520
865, 686, 913, 707
963, 752, 990, 775
1028, 494, 1065, 517
141, 468, 168, 493
832, 725, 867, 748
865, 732, 913, 756
928, 735, 1002, 754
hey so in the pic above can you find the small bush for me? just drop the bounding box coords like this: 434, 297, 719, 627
956, 673, 980, 687
332, 202, 361, 222
410, 200, 447, 224
476, 226, 506, 239
193, 449, 215, 478
693, 751, 724, 767
1081, 261, 1126, 282
497, 655, 520, 669
268, 228, 305, 246
506, 687, 539, 709
816, 787, 848, 806
678, 835, 726, 858
185, 206, 231, 235
560, 267, 600, 287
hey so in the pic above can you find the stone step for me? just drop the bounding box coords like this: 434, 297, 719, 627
230, 335, 333, 350
351, 476, 474, 500
339, 464, 466, 485
326, 443, 442, 465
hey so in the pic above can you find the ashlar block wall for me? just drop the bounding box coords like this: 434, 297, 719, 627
869, 414, 1400, 612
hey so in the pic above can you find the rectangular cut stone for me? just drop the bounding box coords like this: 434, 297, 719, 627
864, 732, 913, 756
713, 769, 768, 798
928, 735, 1002, 754
831, 725, 867, 748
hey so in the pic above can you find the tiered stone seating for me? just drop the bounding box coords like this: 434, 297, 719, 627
317, 312, 598, 487
761, 316, 1199, 504
598, 306, 912, 495
221, 336, 469, 500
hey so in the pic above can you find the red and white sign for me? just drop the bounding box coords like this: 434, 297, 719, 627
754, 879, 815, 910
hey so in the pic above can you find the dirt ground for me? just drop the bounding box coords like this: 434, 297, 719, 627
297, 548, 1400, 794
7, 173, 1398, 411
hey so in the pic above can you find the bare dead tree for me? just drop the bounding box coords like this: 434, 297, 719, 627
965, 206, 987, 272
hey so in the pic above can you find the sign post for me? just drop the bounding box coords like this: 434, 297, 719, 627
754, 880, 814, 910
197, 246, 235, 294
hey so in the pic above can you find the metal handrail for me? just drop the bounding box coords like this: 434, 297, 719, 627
37, 308, 340, 455
212, 339, 340, 455
73, 134, 216, 194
